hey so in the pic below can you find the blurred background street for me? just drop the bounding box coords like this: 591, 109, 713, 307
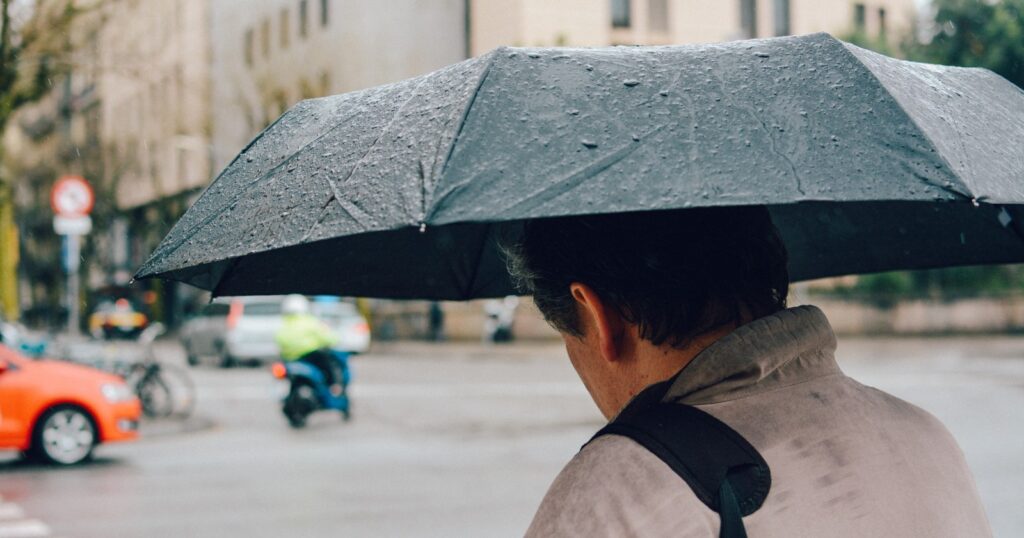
2, 333, 1023, 537
0, 0, 1022, 536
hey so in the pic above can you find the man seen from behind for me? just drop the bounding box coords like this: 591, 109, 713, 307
508, 207, 990, 537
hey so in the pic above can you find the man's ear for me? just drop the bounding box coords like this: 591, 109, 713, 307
569, 282, 626, 364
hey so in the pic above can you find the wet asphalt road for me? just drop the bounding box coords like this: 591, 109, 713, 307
1, 337, 1022, 537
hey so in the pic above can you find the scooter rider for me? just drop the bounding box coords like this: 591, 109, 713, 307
275, 295, 344, 396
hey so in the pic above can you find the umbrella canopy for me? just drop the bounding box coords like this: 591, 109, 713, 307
136, 33, 1024, 300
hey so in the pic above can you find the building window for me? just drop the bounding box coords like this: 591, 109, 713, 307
878, 7, 887, 36
648, 0, 669, 32
244, 28, 254, 66
611, 0, 631, 28
320, 0, 329, 27
740, 0, 757, 38
299, 0, 309, 37
773, 0, 790, 36
280, 9, 290, 48
853, 3, 866, 31
261, 18, 271, 58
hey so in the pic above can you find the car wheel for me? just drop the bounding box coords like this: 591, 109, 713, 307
29, 406, 96, 465
215, 342, 236, 368
184, 342, 199, 366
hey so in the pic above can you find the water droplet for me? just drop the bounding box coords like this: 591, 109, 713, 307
246, 156, 254, 163
585, 64, 594, 71
528, 52, 541, 59
658, 90, 669, 97
623, 79, 640, 87
754, 52, 770, 58
567, 109, 580, 116
632, 134, 641, 142
581, 140, 598, 148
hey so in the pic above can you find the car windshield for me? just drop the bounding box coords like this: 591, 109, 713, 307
313, 302, 358, 320
243, 303, 283, 316
202, 304, 230, 317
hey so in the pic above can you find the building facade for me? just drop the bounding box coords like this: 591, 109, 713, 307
94, 0, 467, 326
470, 0, 915, 54
208, 0, 468, 174
2, 0, 105, 326
4, 0, 467, 328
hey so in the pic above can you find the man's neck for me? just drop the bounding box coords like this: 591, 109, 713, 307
612, 324, 739, 415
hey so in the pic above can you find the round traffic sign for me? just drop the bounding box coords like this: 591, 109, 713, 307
51, 176, 94, 217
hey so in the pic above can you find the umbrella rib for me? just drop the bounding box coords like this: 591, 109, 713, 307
422, 53, 497, 224
148, 69, 437, 272
145, 59, 490, 277
839, 44, 972, 200
139, 108, 366, 273
318, 69, 448, 230
499, 136, 648, 216
333, 77, 434, 190
708, 67, 806, 196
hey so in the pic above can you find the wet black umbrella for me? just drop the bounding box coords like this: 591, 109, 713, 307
136, 33, 1024, 300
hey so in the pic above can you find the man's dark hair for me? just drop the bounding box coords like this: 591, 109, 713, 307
505, 206, 789, 347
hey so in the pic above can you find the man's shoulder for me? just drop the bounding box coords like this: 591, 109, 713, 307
525, 434, 716, 537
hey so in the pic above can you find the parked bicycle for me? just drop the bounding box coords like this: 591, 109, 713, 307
121, 324, 196, 418
58, 323, 196, 419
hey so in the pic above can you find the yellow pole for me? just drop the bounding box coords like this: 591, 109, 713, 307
0, 185, 18, 320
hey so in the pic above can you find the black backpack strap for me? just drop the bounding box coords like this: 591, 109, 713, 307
586, 380, 771, 538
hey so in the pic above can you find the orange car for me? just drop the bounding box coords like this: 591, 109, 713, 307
0, 344, 140, 465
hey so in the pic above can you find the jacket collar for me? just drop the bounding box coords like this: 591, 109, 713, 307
664, 305, 841, 405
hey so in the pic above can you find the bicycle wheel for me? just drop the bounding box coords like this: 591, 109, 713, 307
137, 372, 174, 419
156, 362, 197, 418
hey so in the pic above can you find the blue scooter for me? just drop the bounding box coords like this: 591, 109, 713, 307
272, 351, 351, 428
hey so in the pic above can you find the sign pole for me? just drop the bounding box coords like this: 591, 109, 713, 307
51, 175, 93, 336
65, 233, 81, 335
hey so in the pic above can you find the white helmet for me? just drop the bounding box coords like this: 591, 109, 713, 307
281, 294, 310, 316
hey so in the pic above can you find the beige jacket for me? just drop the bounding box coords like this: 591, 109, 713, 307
526, 306, 991, 537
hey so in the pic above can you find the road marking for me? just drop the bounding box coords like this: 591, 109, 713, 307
0, 502, 50, 538
0, 519, 50, 538
0, 504, 26, 520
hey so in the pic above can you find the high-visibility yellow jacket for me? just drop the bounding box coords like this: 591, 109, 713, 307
275, 313, 338, 360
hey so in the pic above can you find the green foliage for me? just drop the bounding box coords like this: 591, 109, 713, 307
834, 266, 1024, 302
842, 28, 900, 58
910, 0, 1024, 88
0, 0, 80, 134
856, 271, 915, 296
835, 0, 1024, 301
